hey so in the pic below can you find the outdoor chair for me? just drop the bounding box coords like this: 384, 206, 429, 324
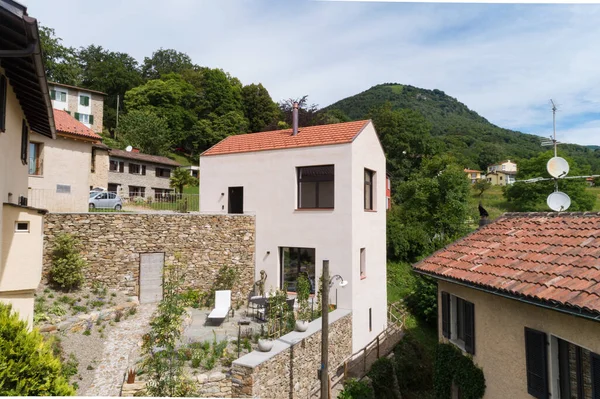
207, 290, 231, 324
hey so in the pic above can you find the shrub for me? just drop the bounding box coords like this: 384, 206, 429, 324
337, 378, 374, 399
49, 234, 86, 291
406, 274, 438, 326
434, 343, 485, 399
0, 303, 75, 395
367, 357, 401, 399
394, 332, 433, 392
179, 289, 200, 308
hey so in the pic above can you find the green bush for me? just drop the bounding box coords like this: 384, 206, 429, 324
179, 289, 200, 308
434, 343, 485, 399
394, 332, 433, 392
368, 357, 401, 399
0, 303, 75, 395
49, 234, 86, 291
337, 378, 374, 399
406, 274, 438, 326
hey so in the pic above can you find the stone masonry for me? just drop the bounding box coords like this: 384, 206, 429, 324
231, 311, 353, 399
43, 213, 255, 304
108, 157, 178, 198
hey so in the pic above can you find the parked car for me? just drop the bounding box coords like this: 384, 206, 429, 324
89, 191, 123, 210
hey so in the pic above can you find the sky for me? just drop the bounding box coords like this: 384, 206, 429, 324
23, 0, 600, 146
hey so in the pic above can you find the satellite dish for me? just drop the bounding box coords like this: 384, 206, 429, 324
547, 191, 571, 211
125, 145, 133, 152
547, 157, 569, 178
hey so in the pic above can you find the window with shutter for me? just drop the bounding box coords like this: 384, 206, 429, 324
20, 119, 28, 164
592, 353, 600, 399
441, 291, 450, 338
50, 89, 56, 100
89, 114, 94, 125
0, 75, 6, 132
464, 301, 475, 355
119, 161, 124, 173
74, 112, 80, 121
525, 328, 548, 399
142, 165, 146, 175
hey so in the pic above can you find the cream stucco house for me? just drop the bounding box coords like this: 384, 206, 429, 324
0, 0, 56, 328
48, 81, 105, 134
414, 212, 600, 399
200, 118, 387, 352
28, 109, 106, 212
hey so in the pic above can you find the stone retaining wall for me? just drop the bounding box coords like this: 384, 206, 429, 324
231, 310, 353, 398
120, 371, 232, 397
43, 213, 255, 304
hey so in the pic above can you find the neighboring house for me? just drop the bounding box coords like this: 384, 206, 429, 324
487, 159, 517, 173
464, 168, 484, 184
108, 149, 180, 199
200, 119, 387, 352
48, 81, 105, 134
183, 165, 199, 179
28, 110, 104, 212
414, 212, 600, 399
0, 1, 56, 327
89, 142, 110, 191
487, 170, 516, 186
386, 172, 392, 210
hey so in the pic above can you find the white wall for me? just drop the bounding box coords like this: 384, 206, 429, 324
200, 121, 387, 351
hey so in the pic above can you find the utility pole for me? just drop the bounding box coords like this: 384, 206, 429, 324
321, 260, 329, 399
551, 99, 557, 158
116, 94, 120, 131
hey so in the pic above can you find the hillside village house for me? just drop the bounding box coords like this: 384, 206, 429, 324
200, 118, 387, 352
28, 110, 106, 212
487, 170, 516, 186
48, 81, 105, 134
464, 168, 484, 184
0, 1, 56, 327
414, 213, 600, 399
488, 159, 517, 173
108, 149, 180, 200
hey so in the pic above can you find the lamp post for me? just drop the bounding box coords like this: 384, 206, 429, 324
320, 260, 347, 399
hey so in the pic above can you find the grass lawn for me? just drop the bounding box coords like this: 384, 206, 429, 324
168, 152, 195, 167
590, 187, 600, 211
183, 185, 199, 195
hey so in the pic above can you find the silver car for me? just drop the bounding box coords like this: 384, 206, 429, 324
89, 191, 123, 210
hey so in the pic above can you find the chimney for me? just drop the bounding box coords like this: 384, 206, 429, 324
292, 102, 299, 136
132, 147, 140, 153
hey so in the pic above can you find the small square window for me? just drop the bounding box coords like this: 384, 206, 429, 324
15, 221, 29, 232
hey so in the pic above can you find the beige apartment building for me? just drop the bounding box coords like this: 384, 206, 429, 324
0, 1, 56, 327
414, 212, 600, 399
48, 81, 105, 134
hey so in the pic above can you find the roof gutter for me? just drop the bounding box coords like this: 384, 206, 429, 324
415, 269, 600, 324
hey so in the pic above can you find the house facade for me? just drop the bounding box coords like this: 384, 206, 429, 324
464, 168, 484, 184
0, 1, 56, 327
414, 212, 600, 399
199, 120, 387, 352
487, 170, 516, 186
108, 149, 180, 199
487, 159, 517, 173
28, 109, 105, 212
48, 81, 105, 134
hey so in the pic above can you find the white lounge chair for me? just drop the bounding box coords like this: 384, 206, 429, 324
208, 290, 231, 323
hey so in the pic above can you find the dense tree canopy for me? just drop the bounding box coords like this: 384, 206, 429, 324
142, 49, 194, 80
39, 26, 81, 85
116, 110, 173, 156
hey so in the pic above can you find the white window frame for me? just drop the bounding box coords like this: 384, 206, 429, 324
15, 221, 29, 232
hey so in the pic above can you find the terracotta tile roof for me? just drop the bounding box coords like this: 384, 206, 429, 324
464, 169, 482, 173
48, 81, 107, 96
201, 120, 371, 156
414, 212, 600, 316
53, 109, 101, 140
109, 149, 181, 167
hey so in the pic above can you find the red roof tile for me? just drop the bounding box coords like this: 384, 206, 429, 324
201, 120, 371, 156
414, 212, 600, 316
53, 109, 101, 140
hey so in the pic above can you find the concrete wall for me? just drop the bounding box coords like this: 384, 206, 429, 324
231, 310, 353, 398
108, 157, 175, 197
89, 146, 109, 190
28, 131, 94, 212
42, 213, 256, 303
200, 121, 387, 351
438, 280, 600, 399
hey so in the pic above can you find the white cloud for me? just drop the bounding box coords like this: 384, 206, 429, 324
23, 0, 600, 146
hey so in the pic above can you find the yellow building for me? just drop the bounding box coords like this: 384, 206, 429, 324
414, 213, 600, 399
486, 170, 516, 186
0, 2, 56, 328
464, 168, 484, 184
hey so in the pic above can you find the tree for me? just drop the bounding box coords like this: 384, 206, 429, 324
196, 68, 244, 118
49, 234, 86, 291
0, 303, 75, 396
241, 83, 278, 132
142, 49, 193, 80
116, 110, 173, 156
473, 179, 492, 197
170, 168, 196, 194
39, 26, 81, 85
504, 151, 596, 211
277, 96, 323, 128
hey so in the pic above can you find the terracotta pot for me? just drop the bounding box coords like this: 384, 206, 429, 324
295, 320, 309, 332
258, 338, 274, 352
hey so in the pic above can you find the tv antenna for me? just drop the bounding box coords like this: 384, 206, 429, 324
516, 99, 600, 211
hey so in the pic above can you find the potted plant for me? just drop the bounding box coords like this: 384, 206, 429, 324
258, 314, 275, 352
295, 274, 311, 332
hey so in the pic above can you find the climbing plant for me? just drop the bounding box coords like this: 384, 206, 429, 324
433, 343, 485, 399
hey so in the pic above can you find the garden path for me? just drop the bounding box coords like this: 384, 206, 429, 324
84, 303, 156, 396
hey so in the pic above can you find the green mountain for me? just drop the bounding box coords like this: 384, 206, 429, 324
322, 84, 600, 173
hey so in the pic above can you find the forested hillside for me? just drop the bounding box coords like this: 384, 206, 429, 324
322, 84, 600, 173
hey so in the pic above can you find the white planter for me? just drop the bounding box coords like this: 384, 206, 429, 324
295, 320, 309, 332
258, 338, 274, 352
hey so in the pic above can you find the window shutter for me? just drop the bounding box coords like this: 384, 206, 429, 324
525, 328, 548, 399
142, 165, 146, 175
74, 112, 80, 121
592, 353, 600, 399
50, 89, 56, 100
89, 114, 94, 125
464, 301, 475, 355
119, 162, 124, 173
0, 75, 6, 132
20, 119, 28, 164
66, 110, 71, 115
441, 291, 450, 338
